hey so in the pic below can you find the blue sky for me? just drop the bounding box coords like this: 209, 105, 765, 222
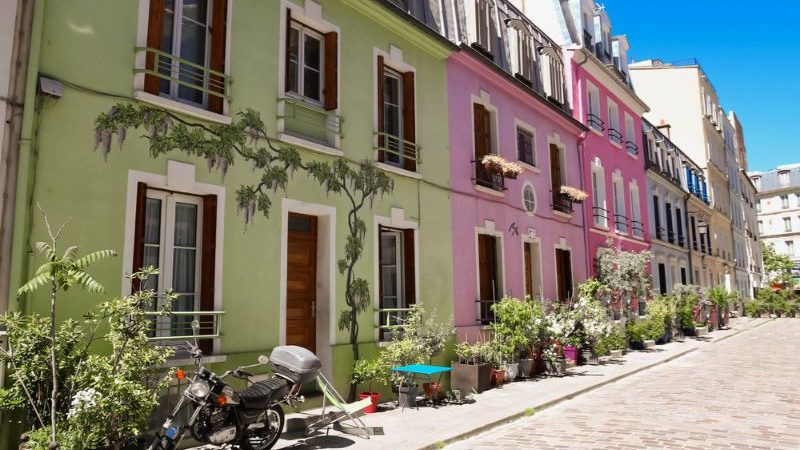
603, 0, 799, 172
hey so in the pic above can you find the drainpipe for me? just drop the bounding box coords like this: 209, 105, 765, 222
0, 0, 34, 318
6, 0, 45, 312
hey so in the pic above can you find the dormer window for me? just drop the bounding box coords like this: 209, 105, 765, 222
751, 176, 761, 190
507, 18, 534, 84
474, 0, 495, 56
779, 171, 790, 187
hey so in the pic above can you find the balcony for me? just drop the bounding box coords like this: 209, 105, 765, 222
646, 159, 661, 172
588, 113, 605, 132
593, 206, 609, 227
608, 128, 623, 145
631, 220, 644, 238
474, 160, 506, 192
614, 214, 628, 233
376, 132, 421, 172
625, 140, 639, 155
677, 234, 686, 247
667, 229, 675, 244
552, 192, 573, 214
145, 310, 224, 342
135, 46, 230, 108
279, 97, 343, 149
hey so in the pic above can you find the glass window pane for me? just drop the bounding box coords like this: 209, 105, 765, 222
380, 234, 397, 264
303, 34, 321, 70
172, 248, 196, 293
303, 67, 320, 101
178, 19, 207, 103
287, 28, 300, 93
182, 0, 207, 24
174, 203, 198, 247
144, 198, 162, 245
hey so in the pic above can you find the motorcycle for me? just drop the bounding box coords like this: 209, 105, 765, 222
149, 341, 322, 450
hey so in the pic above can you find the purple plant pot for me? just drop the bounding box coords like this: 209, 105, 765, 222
563, 345, 578, 363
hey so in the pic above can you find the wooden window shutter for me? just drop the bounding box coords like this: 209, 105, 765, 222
402, 71, 416, 172
199, 194, 218, 354
555, 249, 565, 300
131, 182, 148, 293
144, 0, 166, 95
323, 32, 338, 111
403, 229, 416, 305
523, 242, 532, 298
208, 0, 228, 114
473, 103, 487, 158
562, 250, 573, 299
550, 144, 561, 201
285, 9, 294, 94
377, 55, 386, 162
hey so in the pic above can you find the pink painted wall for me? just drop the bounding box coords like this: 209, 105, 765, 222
447, 51, 588, 339
568, 53, 651, 293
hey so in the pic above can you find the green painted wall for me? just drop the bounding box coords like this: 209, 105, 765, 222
8, 0, 454, 419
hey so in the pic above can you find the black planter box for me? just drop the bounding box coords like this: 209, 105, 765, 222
451, 362, 491, 393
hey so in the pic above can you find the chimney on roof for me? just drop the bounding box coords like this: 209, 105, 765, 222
656, 119, 671, 139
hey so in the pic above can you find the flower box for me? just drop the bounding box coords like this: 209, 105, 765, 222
451, 362, 492, 394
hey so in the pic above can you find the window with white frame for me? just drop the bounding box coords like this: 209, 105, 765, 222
587, 83, 603, 131
378, 227, 415, 341
782, 195, 790, 209
141, 191, 203, 338
612, 177, 626, 232
511, 25, 533, 83
784, 217, 792, 232
624, 113, 636, 154
287, 21, 324, 104
522, 184, 536, 214
779, 171, 790, 187
591, 165, 607, 227
516, 126, 535, 166
382, 68, 403, 166
607, 100, 621, 144
630, 183, 643, 237
786, 240, 795, 256
474, 0, 495, 54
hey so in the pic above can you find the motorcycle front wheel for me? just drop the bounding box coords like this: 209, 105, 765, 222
240, 405, 285, 450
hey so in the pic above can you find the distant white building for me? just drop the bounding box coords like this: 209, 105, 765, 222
750, 164, 800, 282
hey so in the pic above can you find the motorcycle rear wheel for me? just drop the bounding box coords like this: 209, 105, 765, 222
240, 405, 285, 450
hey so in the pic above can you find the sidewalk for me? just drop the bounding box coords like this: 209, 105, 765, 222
271, 317, 768, 450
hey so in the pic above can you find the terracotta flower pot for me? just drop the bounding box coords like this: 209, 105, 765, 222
358, 392, 380, 414
422, 382, 442, 401
493, 367, 506, 384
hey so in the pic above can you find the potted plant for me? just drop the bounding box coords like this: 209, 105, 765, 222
490, 297, 540, 381
501, 161, 523, 180
559, 185, 589, 203
482, 154, 506, 173
352, 358, 388, 414
452, 340, 492, 393
542, 342, 566, 376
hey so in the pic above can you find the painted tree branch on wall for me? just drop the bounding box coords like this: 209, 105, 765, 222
95, 104, 393, 400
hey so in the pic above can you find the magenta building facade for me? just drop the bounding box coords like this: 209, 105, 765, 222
446, 1, 588, 339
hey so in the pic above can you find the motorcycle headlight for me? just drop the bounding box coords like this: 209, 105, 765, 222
187, 380, 211, 398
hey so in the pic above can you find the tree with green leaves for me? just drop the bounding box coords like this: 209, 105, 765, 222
15, 206, 116, 449
95, 103, 393, 401
762, 242, 795, 288
595, 238, 651, 322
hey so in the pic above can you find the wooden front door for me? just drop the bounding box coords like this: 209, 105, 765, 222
477, 234, 499, 323
524, 242, 533, 299
286, 213, 318, 353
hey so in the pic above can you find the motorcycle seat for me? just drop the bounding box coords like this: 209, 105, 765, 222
240, 377, 290, 410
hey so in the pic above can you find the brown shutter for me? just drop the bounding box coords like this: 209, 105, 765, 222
144, 0, 166, 95
562, 250, 573, 300
285, 9, 293, 94
131, 182, 148, 293
550, 144, 561, 203
524, 242, 532, 298
403, 229, 416, 305
377, 55, 386, 162
555, 249, 565, 301
402, 71, 416, 172
208, 0, 228, 114
323, 32, 338, 111
199, 194, 218, 354
473, 103, 489, 158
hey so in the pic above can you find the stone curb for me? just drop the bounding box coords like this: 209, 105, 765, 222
422, 319, 767, 450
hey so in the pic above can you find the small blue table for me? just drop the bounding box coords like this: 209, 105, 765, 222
391, 364, 452, 410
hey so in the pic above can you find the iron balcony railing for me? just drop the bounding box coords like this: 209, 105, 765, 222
135, 46, 231, 103
593, 206, 608, 226
625, 140, 639, 155
552, 192, 573, 214
608, 128, 623, 144
477, 298, 497, 325
278, 97, 343, 136
646, 159, 661, 172
667, 230, 675, 244
587, 113, 605, 131
614, 214, 628, 233
145, 310, 224, 342
677, 234, 686, 247
473, 160, 506, 192
376, 307, 413, 341
631, 220, 644, 238
655, 226, 665, 241
376, 132, 421, 170
583, 30, 593, 49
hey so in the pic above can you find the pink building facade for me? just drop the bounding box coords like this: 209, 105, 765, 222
567, 46, 651, 312
446, 40, 588, 338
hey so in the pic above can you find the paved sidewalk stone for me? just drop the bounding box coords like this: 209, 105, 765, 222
267, 317, 769, 450
448, 318, 798, 450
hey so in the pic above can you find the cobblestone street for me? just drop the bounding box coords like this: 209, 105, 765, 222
449, 319, 800, 450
